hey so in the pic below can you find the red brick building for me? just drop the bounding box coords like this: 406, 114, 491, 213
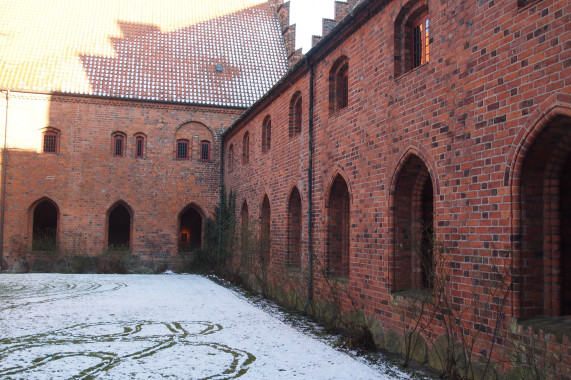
1, 0, 570, 376
223, 0, 571, 377
0, 0, 289, 269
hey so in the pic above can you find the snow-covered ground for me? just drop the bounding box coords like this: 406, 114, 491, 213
0, 273, 412, 379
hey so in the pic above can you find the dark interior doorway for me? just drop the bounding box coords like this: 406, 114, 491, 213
179, 207, 202, 251
108, 203, 131, 250
32, 199, 58, 251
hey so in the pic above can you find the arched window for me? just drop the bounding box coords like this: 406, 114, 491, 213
393, 155, 434, 291
31, 198, 58, 251
200, 140, 211, 161
260, 195, 271, 265
327, 175, 350, 277
176, 139, 189, 160
112, 132, 126, 157
179, 205, 203, 252
42, 128, 60, 154
107, 202, 132, 250
329, 56, 349, 114
228, 144, 234, 173
134, 133, 146, 158
242, 132, 250, 164
289, 92, 302, 137
241, 201, 250, 262
262, 116, 271, 153
287, 187, 302, 268
394, 0, 429, 77
519, 115, 571, 317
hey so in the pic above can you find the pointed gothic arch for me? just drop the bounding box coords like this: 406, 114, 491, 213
30, 197, 59, 251
260, 194, 271, 265
326, 175, 351, 277
178, 204, 204, 252
287, 186, 302, 268
107, 201, 133, 250
391, 153, 434, 291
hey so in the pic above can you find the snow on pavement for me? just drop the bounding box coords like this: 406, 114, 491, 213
0, 273, 410, 379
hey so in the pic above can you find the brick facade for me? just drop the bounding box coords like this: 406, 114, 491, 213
224, 0, 571, 376
0, 92, 241, 266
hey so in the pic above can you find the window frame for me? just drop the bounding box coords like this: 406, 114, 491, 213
329, 56, 349, 114
242, 132, 250, 164
42, 130, 59, 154
134, 134, 145, 158
262, 116, 271, 153
228, 144, 234, 173
411, 14, 429, 69
199, 140, 211, 161
289, 92, 302, 137
112, 133, 126, 157
176, 139, 189, 160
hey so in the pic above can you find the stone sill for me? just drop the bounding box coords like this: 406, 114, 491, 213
517, 316, 571, 343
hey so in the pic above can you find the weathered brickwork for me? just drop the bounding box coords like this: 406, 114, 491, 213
224, 0, 571, 376
0, 92, 242, 264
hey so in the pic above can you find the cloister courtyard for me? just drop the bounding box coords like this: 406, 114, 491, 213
0, 273, 416, 379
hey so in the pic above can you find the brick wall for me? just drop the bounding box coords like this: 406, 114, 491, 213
224, 0, 571, 376
0, 92, 242, 266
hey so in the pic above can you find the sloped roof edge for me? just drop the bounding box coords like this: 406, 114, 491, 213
0, 88, 248, 111
223, 0, 382, 138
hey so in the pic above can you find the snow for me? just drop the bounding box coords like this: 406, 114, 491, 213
0, 273, 412, 379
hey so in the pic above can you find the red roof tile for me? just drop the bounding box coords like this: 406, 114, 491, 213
0, 0, 288, 108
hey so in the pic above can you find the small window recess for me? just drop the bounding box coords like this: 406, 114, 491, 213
42, 129, 59, 154
200, 140, 210, 161
176, 139, 189, 160
112, 132, 126, 157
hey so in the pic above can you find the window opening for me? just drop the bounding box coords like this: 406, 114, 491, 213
177, 139, 189, 160
327, 176, 350, 277
242, 133, 250, 164
329, 57, 349, 114
135, 136, 144, 158
412, 16, 429, 68
262, 116, 271, 153
393, 155, 434, 291
289, 92, 302, 137
114, 135, 124, 157
241, 202, 249, 262
228, 144, 234, 172
287, 188, 302, 268
43, 132, 58, 154
519, 115, 571, 317
200, 140, 210, 161
260, 196, 271, 264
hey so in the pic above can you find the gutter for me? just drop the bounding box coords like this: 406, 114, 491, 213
302, 57, 315, 313
0, 90, 9, 271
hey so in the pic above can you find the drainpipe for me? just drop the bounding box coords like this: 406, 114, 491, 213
0, 90, 9, 271
217, 134, 225, 266
302, 57, 314, 313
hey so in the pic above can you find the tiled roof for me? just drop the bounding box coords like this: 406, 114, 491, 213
0, 0, 288, 108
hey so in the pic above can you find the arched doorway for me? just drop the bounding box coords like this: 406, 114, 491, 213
287, 187, 302, 268
519, 114, 571, 316
31, 199, 58, 251
327, 175, 350, 277
179, 206, 202, 252
107, 202, 132, 250
260, 195, 271, 264
393, 154, 434, 291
